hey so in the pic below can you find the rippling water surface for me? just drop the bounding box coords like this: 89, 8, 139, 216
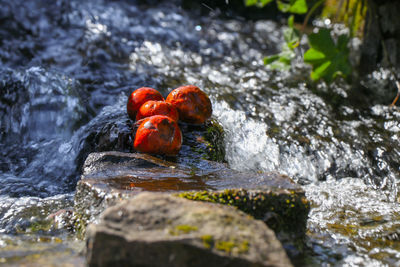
1, 0, 399, 265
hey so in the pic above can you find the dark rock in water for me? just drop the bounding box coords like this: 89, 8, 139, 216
72, 151, 211, 235
85, 192, 293, 267
75, 105, 133, 172
180, 118, 226, 163
73, 151, 302, 220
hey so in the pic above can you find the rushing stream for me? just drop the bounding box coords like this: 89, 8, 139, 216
1, 0, 399, 265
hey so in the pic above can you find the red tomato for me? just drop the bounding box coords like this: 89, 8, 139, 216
134, 115, 182, 156
166, 85, 212, 124
127, 87, 164, 120
136, 100, 179, 122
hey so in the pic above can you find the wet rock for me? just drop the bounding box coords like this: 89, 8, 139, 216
73, 151, 183, 236
72, 150, 214, 235
72, 151, 308, 254
75, 105, 133, 172
183, 118, 226, 162
176, 188, 310, 254
0, 231, 85, 266
86, 192, 292, 267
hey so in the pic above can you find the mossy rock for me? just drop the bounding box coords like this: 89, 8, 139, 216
203, 118, 226, 162
71, 151, 306, 245
179, 117, 226, 163
176, 189, 309, 235
176, 188, 310, 258
72, 178, 136, 238
86, 192, 293, 267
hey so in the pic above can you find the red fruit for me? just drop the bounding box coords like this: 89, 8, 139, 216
166, 85, 212, 124
136, 100, 179, 122
127, 87, 164, 120
134, 115, 182, 156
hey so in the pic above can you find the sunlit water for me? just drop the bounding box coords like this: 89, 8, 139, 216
0, 0, 399, 265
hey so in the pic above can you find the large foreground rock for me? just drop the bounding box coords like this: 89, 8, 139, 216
72, 151, 309, 256
70, 151, 310, 258
86, 192, 292, 267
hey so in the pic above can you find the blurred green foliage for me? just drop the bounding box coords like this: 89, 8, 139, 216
245, 0, 274, 7
246, 0, 308, 14
276, 0, 308, 14
322, 0, 367, 37
264, 15, 299, 70
246, 0, 366, 83
304, 28, 351, 82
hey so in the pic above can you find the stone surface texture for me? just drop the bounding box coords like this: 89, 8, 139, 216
86, 192, 293, 267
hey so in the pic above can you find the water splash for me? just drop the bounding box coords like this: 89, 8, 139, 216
305, 178, 400, 265
0, 67, 86, 197
213, 100, 280, 172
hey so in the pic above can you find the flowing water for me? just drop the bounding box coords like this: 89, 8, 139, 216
0, 0, 399, 265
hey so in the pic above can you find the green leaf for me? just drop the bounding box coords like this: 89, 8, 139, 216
245, 0, 273, 7
280, 43, 296, 60
270, 60, 292, 71
303, 48, 325, 62
245, 0, 258, 6
288, 0, 308, 14
307, 28, 335, 57
277, 1, 290, 12
283, 16, 300, 49
260, 0, 274, 5
283, 27, 300, 49
263, 15, 299, 71
264, 44, 295, 71
277, 0, 308, 14
264, 55, 280, 64
304, 28, 352, 83
337, 34, 349, 51
311, 61, 331, 80
288, 15, 295, 28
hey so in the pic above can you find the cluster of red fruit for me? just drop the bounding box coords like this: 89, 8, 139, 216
127, 85, 212, 156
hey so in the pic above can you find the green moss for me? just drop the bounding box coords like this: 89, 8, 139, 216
176, 189, 310, 236
14, 219, 55, 235
28, 220, 53, 233
201, 235, 214, 249
266, 125, 282, 137
215, 240, 249, 254
203, 119, 226, 162
176, 224, 198, 233
215, 241, 236, 253
239, 240, 249, 253
69, 213, 90, 240
169, 224, 198, 236
175, 188, 310, 258
326, 223, 358, 236
177, 191, 219, 203
184, 119, 225, 162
